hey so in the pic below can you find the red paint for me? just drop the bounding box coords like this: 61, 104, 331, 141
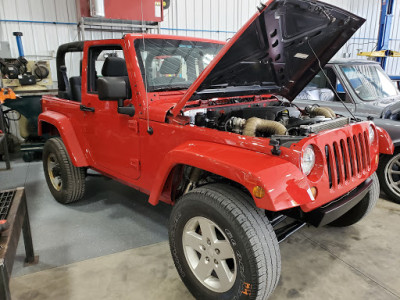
376, 126, 394, 154
77, 0, 164, 22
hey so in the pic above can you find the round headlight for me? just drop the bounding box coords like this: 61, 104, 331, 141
301, 145, 315, 176
369, 125, 375, 143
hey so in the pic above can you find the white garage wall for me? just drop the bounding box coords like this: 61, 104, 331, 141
0, 0, 399, 81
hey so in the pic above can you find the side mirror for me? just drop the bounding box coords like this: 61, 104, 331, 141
97, 77, 135, 117
97, 77, 127, 101
117, 99, 135, 117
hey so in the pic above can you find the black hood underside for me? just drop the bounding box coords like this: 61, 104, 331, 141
192, 0, 365, 101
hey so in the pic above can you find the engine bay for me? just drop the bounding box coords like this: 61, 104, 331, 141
184, 98, 349, 139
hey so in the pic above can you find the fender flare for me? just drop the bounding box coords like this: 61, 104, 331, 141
38, 111, 88, 167
148, 141, 313, 211
376, 126, 394, 155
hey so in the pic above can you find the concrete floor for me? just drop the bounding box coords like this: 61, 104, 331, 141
1, 158, 400, 299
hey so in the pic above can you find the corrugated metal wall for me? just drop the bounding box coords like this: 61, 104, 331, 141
387, 0, 400, 76
160, 0, 261, 41
0, 0, 78, 77
0, 0, 399, 80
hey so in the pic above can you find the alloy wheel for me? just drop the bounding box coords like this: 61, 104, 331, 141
47, 153, 62, 191
384, 153, 400, 199
182, 216, 237, 293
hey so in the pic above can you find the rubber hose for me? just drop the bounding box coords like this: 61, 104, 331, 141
243, 117, 287, 137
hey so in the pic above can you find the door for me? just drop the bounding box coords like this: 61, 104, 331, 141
293, 67, 356, 117
81, 42, 140, 180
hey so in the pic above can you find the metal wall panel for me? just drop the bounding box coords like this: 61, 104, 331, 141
160, 0, 260, 41
387, 0, 400, 76
0, 0, 399, 81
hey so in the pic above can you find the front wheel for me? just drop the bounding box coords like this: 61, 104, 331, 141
377, 150, 400, 204
169, 184, 281, 300
329, 173, 379, 227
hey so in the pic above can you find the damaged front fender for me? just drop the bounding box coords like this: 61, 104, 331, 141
148, 141, 313, 211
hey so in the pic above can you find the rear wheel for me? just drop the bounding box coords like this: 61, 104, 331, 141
377, 150, 400, 204
329, 173, 379, 227
169, 183, 281, 300
43, 137, 86, 204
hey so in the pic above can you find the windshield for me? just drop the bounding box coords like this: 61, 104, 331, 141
135, 39, 223, 92
340, 64, 399, 101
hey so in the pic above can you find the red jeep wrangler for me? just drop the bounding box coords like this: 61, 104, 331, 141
39, 0, 393, 299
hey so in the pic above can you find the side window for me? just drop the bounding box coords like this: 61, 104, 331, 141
308, 68, 336, 90
87, 46, 129, 94
296, 68, 342, 102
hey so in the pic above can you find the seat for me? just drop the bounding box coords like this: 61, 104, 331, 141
58, 65, 71, 100
159, 57, 182, 76
152, 57, 186, 86
101, 56, 128, 77
69, 76, 82, 101
101, 56, 131, 98
69, 59, 83, 101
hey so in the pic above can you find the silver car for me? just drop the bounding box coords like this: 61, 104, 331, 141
293, 59, 400, 203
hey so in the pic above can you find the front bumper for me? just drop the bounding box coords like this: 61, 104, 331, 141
302, 178, 372, 227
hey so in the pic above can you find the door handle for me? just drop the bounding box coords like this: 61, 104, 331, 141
80, 105, 95, 112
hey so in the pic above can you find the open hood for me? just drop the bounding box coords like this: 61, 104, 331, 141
171, 0, 365, 116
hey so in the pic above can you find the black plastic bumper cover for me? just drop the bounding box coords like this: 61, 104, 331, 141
303, 178, 372, 227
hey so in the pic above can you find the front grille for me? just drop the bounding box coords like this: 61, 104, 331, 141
325, 131, 370, 189
0, 190, 15, 220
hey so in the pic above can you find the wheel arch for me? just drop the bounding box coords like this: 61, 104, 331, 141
157, 164, 252, 205
39, 111, 88, 167
148, 141, 312, 211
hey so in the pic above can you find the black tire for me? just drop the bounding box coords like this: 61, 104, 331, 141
329, 173, 379, 227
23, 151, 34, 162
377, 150, 400, 204
169, 183, 281, 300
43, 137, 86, 204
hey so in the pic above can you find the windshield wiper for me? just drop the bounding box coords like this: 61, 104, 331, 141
151, 85, 190, 92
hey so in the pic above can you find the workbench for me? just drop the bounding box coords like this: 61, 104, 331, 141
0, 187, 38, 300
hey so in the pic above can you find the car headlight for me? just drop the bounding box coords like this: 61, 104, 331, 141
369, 125, 375, 143
301, 145, 315, 176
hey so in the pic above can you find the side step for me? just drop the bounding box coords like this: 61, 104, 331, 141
275, 221, 306, 243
